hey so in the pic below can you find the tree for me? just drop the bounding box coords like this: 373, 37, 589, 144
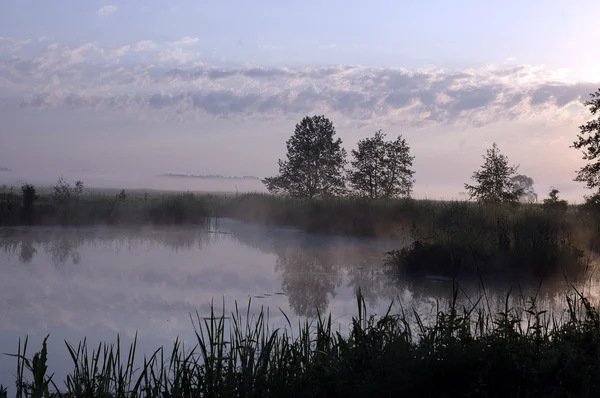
510, 174, 537, 203
348, 130, 415, 199
465, 143, 523, 203
542, 187, 568, 213
262, 115, 347, 198
20, 184, 39, 224
116, 189, 127, 201
572, 89, 600, 192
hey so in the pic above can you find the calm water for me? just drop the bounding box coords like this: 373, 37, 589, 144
0, 219, 596, 388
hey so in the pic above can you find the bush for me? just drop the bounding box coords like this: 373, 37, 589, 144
385, 205, 589, 279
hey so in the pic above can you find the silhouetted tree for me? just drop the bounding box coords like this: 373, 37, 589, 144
52, 177, 85, 224
511, 174, 537, 203
572, 89, 600, 192
465, 143, 522, 203
542, 187, 568, 213
20, 184, 39, 224
117, 189, 127, 201
262, 115, 347, 198
74, 180, 84, 196
348, 130, 415, 199
52, 176, 83, 204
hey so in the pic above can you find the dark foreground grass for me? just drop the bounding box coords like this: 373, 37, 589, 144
4, 286, 600, 397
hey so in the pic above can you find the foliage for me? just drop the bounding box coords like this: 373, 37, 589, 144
50, 177, 85, 225
542, 188, 569, 214
116, 189, 127, 201
20, 184, 39, 224
583, 191, 600, 215
465, 142, 523, 203
52, 177, 83, 204
3, 188, 600, 249
348, 129, 415, 199
262, 115, 348, 198
572, 88, 600, 191
511, 174, 537, 202
384, 203, 587, 278
0, 183, 214, 227
6, 288, 600, 397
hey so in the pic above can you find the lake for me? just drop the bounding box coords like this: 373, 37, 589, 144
0, 219, 596, 388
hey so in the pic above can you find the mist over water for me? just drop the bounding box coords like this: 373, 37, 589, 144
0, 170, 268, 194
0, 220, 597, 387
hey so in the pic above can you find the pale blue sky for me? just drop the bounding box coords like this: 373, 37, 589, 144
1, 0, 599, 200
2, 0, 599, 68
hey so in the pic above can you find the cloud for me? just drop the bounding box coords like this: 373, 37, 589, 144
1, 39, 598, 126
0, 37, 32, 53
97, 5, 118, 16
158, 48, 200, 64
133, 40, 157, 52
171, 36, 200, 46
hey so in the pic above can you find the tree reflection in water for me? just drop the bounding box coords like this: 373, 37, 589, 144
273, 243, 343, 317
1, 223, 595, 320
225, 222, 401, 317
0, 227, 215, 267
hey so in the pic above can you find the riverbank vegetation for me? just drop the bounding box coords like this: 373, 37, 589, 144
0, 178, 214, 226
4, 287, 600, 397
2, 181, 598, 238
2, 184, 600, 278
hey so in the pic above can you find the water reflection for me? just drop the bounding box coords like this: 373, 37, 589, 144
0, 226, 215, 266
0, 221, 596, 327
2, 220, 600, 389
220, 222, 401, 316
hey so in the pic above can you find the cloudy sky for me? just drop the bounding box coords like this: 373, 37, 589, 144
1, 0, 599, 200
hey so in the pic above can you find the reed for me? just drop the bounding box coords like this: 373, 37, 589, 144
3, 285, 600, 397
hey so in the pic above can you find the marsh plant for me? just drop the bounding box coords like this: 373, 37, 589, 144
4, 286, 600, 397
383, 200, 594, 278
0, 179, 214, 227
2, 186, 600, 277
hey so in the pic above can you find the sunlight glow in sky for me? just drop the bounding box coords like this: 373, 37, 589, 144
1, 0, 599, 200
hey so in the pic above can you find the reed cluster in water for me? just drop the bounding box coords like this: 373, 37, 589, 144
3, 286, 600, 397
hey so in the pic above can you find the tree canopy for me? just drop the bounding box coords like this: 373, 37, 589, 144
510, 174, 537, 203
572, 89, 600, 192
348, 130, 415, 199
262, 115, 347, 198
465, 143, 523, 203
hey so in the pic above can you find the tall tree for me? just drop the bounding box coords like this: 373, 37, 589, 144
510, 174, 537, 202
571, 89, 600, 191
348, 130, 415, 199
465, 143, 523, 203
262, 115, 347, 198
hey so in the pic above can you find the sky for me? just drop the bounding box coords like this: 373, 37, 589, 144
1, 0, 600, 200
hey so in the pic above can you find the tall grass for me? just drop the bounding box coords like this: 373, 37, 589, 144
3, 186, 599, 277
384, 201, 595, 278
4, 285, 600, 397
2, 185, 599, 240
0, 188, 216, 227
